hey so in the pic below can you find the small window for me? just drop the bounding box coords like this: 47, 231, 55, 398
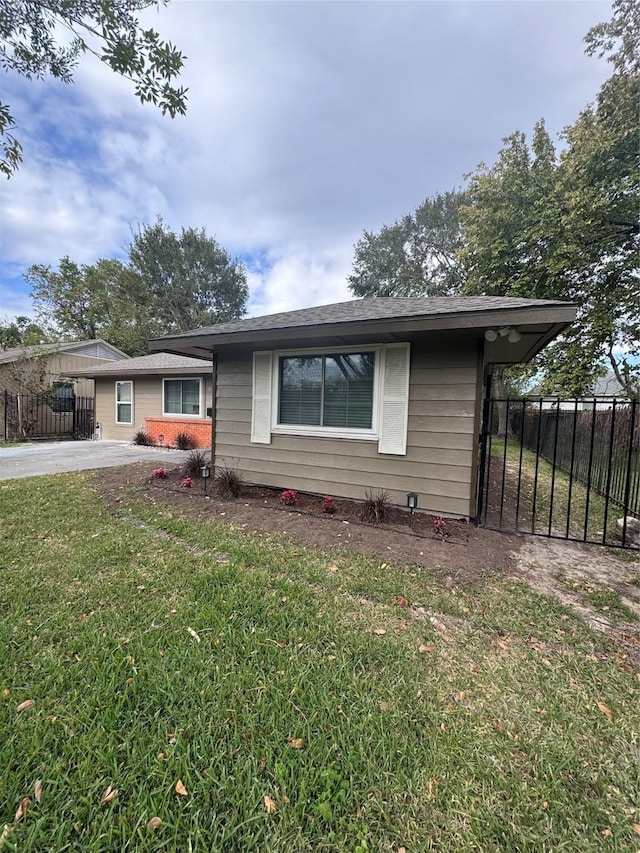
50, 381, 75, 413
115, 381, 133, 425
163, 378, 202, 417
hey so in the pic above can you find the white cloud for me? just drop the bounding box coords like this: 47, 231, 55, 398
0, 0, 613, 322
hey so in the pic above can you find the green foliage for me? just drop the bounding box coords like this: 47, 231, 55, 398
0, 472, 638, 850
127, 218, 249, 333
0, 0, 187, 177
348, 191, 466, 298
0, 315, 49, 350
26, 222, 249, 354
459, 82, 639, 398
583, 0, 640, 75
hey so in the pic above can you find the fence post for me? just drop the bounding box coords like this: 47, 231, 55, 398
3, 390, 7, 441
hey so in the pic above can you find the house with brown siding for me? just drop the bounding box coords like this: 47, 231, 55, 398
72, 353, 212, 446
0, 339, 129, 398
144, 297, 576, 520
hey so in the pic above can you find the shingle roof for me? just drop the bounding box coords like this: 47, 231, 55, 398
70, 352, 210, 376
150, 296, 575, 343
0, 339, 127, 363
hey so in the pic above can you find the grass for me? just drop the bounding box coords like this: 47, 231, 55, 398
487, 438, 619, 542
1, 472, 639, 851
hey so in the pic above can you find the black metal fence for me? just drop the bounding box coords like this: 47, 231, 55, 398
477, 397, 639, 549
1, 392, 95, 441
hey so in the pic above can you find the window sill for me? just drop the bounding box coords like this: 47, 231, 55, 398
272, 425, 378, 442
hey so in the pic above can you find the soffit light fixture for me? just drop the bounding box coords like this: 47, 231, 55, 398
484, 326, 522, 343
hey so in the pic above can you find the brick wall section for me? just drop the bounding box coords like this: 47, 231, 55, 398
145, 417, 212, 449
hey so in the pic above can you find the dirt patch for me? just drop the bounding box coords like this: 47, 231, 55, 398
95, 463, 640, 660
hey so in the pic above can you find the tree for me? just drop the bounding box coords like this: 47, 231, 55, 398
27, 223, 249, 354
0, 0, 187, 177
584, 0, 640, 75
348, 191, 466, 298
459, 77, 639, 399
0, 315, 49, 349
126, 219, 249, 333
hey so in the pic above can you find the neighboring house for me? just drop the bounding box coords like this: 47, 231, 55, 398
145, 296, 576, 519
71, 353, 213, 446
0, 339, 129, 398
533, 371, 631, 411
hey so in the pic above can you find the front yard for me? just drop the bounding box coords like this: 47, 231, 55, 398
1, 469, 639, 851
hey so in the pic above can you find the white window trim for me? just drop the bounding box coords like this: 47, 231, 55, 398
271, 345, 382, 442
162, 376, 204, 418
115, 380, 133, 425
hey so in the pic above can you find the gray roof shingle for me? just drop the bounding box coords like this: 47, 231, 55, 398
70, 352, 210, 376
150, 296, 574, 343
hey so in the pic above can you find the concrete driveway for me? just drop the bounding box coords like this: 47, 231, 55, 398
0, 440, 196, 480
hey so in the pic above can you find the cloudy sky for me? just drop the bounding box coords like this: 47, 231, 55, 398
0, 0, 612, 326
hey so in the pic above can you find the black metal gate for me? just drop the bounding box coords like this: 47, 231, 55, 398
477, 396, 639, 549
2, 391, 95, 441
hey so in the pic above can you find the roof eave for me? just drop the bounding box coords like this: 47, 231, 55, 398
148, 304, 577, 356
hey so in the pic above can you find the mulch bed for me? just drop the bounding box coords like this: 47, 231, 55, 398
96, 463, 521, 585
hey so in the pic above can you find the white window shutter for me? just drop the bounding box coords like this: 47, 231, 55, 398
251, 351, 273, 444
378, 343, 410, 455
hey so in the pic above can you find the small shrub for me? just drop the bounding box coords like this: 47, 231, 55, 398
181, 476, 193, 488
174, 431, 196, 451
214, 466, 244, 499
132, 430, 153, 446
152, 467, 167, 479
360, 490, 390, 525
182, 449, 209, 478
280, 489, 298, 506
322, 495, 336, 514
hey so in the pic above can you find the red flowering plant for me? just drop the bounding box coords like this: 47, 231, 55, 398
181, 476, 193, 488
280, 489, 298, 506
153, 467, 167, 479
433, 516, 448, 539
321, 495, 336, 514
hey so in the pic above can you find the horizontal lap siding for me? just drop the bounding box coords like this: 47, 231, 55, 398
215, 343, 479, 518
95, 375, 212, 441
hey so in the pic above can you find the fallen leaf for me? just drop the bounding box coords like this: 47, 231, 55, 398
373, 627, 386, 636
493, 720, 506, 735
632, 823, 640, 836
264, 794, 277, 813
327, 564, 339, 572
601, 828, 612, 837
16, 699, 35, 712
34, 779, 42, 803
418, 644, 434, 653
15, 798, 30, 821
147, 817, 162, 829
379, 701, 393, 711
542, 801, 549, 810
186, 627, 201, 644
287, 736, 304, 749
598, 702, 613, 722
175, 780, 188, 796
100, 785, 118, 805
72, 822, 81, 832
2, 688, 10, 698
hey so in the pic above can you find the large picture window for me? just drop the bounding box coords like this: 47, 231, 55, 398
278, 352, 375, 430
251, 343, 410, 453
115, 381, 133, 425
163, 378, 202, 417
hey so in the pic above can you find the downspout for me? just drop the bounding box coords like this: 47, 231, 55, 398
210, 351, 217, 475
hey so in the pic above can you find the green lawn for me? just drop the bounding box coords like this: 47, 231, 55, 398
1, 472, 639, 851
